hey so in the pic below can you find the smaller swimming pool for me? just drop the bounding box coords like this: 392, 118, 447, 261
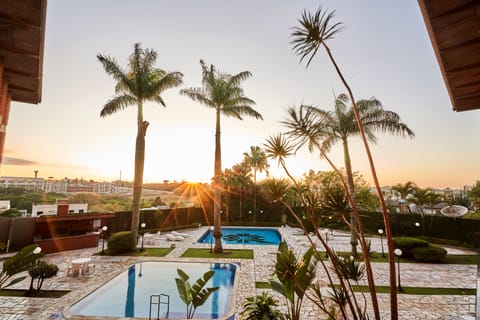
68, 261, 236, 319
198, 227, 281, 245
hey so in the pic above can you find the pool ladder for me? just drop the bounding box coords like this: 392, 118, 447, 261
149, 293, 170, 319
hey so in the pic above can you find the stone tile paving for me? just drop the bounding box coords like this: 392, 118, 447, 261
0, 226, 477, 319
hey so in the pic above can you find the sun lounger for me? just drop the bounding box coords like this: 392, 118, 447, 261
166, 234, 184, 241
171, 230, 189, 238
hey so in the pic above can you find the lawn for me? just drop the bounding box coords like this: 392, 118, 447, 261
0, 289, 70, 298
255, 282, 476, 296
181, 248, 254, 259
124, 247, 174, 257
318, 251, 478, 264
352, 285, 476, 295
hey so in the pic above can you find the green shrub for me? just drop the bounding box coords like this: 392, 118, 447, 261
107, 231, 136, 254
393, 237, 429, 258
0, 209, 22, 217
411, 246, 447, 262
27, 260, 59, 295
0, 244, 43, 288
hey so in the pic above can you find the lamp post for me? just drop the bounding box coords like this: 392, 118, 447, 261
414, 221, 420, 236
378, 228, 385, 258
394, 248, 403, 292
101, 225, 108, 255
140, 222, 146, 251
209, 226, 214, 253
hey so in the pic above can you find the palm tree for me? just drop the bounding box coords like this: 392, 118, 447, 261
222, 163, 252, 222
391, 181, 417, 212
243, 146, 269, 223
270, 242, 318, 320
180, 60, 262, 253
290, 8, 415, 319
259, 177, 292, 225
240, 291, 285, 320
411, 187, 443, 235
287, 94, 414, 254
97, 43, 183, 250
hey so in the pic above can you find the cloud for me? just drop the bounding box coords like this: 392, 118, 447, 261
2, 156, 39, 166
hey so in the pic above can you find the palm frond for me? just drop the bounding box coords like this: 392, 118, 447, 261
228, 70, 253, 86
263, 134, 295, 166
290, 7, 343, 67
180, 88, 216, 108
97, 54, 131, 88
100, 94, 137, 117
223, 105, 263, 120
147, 71, 184, 98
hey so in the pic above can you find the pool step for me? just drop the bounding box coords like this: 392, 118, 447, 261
149, 293, 170, 319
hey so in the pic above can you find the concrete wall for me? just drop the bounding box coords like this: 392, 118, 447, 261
35, 234, 98, 254
0, 217, 36, 251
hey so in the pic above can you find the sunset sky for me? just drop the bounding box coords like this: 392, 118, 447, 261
2, 0, 479, 189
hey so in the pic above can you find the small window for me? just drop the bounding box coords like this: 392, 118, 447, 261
79, 209, 84, 213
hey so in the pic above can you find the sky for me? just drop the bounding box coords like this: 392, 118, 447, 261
2, 0, 479, 189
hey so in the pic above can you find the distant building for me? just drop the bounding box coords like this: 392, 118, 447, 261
0, 176, 44, 191
31, 199, 88, 217
0, 200, 10, 212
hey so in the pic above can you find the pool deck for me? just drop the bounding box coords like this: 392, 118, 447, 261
0, 226, 478, 320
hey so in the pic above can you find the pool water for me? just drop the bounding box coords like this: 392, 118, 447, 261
69, 261, 236, 319
198, 227, 281, 245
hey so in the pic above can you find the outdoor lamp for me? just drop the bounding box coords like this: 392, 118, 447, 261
101, 226, 108, 255
378, 228, 385, 257
394, 248, 403, 291
140, 222, 146, 251
33, 246, 42, 254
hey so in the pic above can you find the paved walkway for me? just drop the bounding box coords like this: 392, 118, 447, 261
0, 226, 478, 319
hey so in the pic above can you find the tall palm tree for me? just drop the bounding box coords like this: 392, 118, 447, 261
284, 95, 414, 254
231, 161, 252, 222
222, 163, 252, 222
243, 146, 269, 223
290, 7, 415, 319
391, 181, 417, 212
180, 60, 262, 253
97, 43, 183, 250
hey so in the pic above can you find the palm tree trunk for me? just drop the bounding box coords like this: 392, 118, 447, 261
253, 169, 257, 223
323, 42, 395, 320
213, 109, 223, 253
239, 186, 243, 222
342, 138, 358, 257
131, 119, 147, 250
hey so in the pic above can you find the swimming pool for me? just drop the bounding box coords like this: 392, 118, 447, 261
197, 227, 281, 245
68, 261, 236, 319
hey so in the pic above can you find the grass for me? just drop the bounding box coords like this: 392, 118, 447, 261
124, 247, 173, 257
256, 281, 272, 289
318, 251, 478, 264
0, 289, 70, 298
181, 248, 254, 259
351, 285, 476, 295
256, 282, 474, 295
